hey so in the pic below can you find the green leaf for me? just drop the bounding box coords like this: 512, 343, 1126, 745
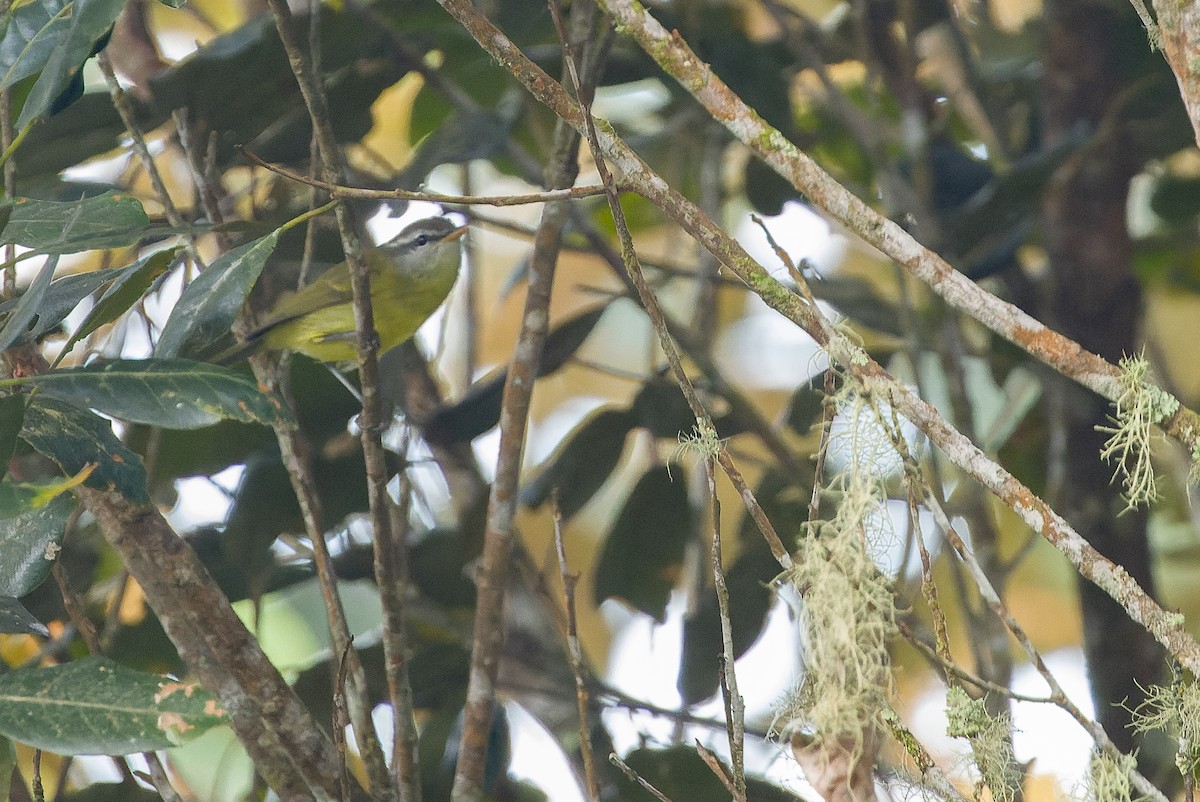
0, 254, 57, 349
0, 393, 24, 480
17, 0, 125, 127
27, 267, 128, 341
2, 192, 150, 253
22, 396, 148, 502
519, 407, 635, 521
18, 359, 293, 429
0, 462, 92, 520
0, 657, 226, 755
62, 247, 179, 355
0, 0, 72, 93
0, 595, 47, 636
0, 493, 72, 597
594, 465, 692, 622
156, 231, 281, 360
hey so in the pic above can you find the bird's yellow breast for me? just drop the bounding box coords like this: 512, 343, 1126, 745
259, 255, 459, 363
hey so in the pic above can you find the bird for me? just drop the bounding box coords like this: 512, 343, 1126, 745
227, 216, 467, 364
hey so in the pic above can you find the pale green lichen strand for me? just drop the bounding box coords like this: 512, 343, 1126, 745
1098, 354, 1178, 510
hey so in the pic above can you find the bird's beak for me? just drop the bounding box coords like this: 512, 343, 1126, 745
443, 225, 469, 243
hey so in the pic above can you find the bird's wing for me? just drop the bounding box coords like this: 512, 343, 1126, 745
248, 265, 354, 337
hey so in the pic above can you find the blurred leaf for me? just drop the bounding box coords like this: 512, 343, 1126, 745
22, 395, 148, 502
2, 192, 150, 253
157, 232, 282, 360
737, 469, 810, 546
1150, 173, 1200, 224
630, 376, 696, 438
0, 393, 24, 479
425, 304, 609, 445
17, 0, 122, 127
594, 465, 692, 622
0, 255, 57, 349
0, 492, 72, 597
678, 539, 781, 705
0, 657, 226, 754
0, 0, 72, 92
24, 359, 293, 429
622, 745, 797, 802
410, 530, 476, 608
0, 265, 122, 340
150, 8, 407, 165
520, 407, 635, 521
62, 247, 180, 354
395, 90, 523, 192
0, 595, 47, 636
785, 373, 829, 435
13, 93, 166, 179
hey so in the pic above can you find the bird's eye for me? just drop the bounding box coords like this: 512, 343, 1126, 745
414, 234, 431, 247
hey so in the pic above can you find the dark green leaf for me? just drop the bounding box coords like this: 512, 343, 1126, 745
0, 493, 72, 597
0, 393, 24, 480
22, 396, 148, 502
20, 266, 124, 341
149, 8, 406, 166
737, 469, 810, 546
13, 93, 167, 179
0, 463, 91, 519
425, 305, 608, 445
0, 0, 72, 92
17, 0, 126, 127
23, 359, 293, 429
622, 746, 797, 802
2, 192, 150, 253
0, 657, 226, 754
594, 465, 692, 622
62, 247, 179, 354
0, 595, 47, 636
631, 376, 696, 439
156, 231, 281, 360
519, 407, 635, 521
0, 255, 57, 349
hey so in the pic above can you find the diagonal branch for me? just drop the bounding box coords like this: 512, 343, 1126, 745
598, 0, 1200, 462
431, 0, 1200, 675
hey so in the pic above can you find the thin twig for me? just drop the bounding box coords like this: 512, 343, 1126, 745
694, 743, 738, 797
239, 147, 610, 206
702, 454, 746, 801
891, 437, 1168, 802
551, 496, 601, 802
609, 754, 675, 802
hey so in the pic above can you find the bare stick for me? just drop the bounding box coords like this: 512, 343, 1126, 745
551, 497, 601, 802
610, 754, 675, 802
703, 457, 746, 800
239, 147, 609, 206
